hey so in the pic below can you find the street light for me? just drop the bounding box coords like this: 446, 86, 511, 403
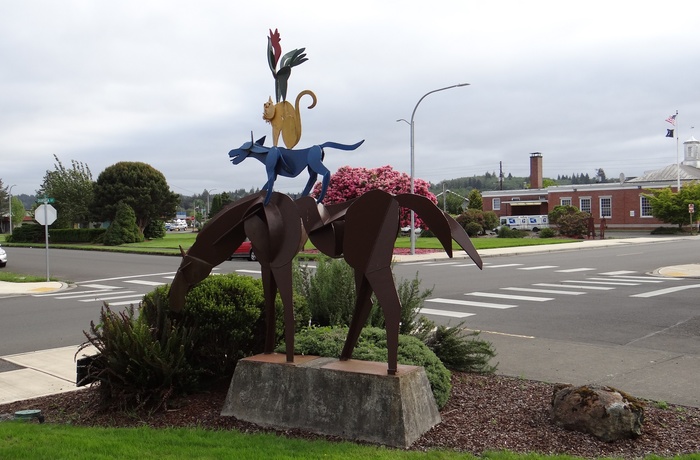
8, 184, 16, 235
206, 189, 217, 222
398, 83, 470, 254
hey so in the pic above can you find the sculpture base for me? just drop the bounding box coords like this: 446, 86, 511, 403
221, 353, 441, 448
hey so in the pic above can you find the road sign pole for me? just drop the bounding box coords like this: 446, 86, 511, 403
44, 204, 50, 281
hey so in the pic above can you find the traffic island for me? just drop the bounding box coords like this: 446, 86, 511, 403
221, 354, 441, 448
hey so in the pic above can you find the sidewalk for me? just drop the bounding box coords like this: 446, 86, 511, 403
2, 235, 700, 407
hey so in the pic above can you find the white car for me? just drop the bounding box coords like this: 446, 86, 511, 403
0, 244, 7, 268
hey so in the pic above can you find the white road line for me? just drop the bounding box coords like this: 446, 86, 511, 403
57, 291, 135, 300
555, 268, 596, 273
425, 262, 460, 266
78, 272, 178, 284
236, 269, 262, 274
599, 270, 637, 275
631, 284, 700, 298
418, 308, 475, 318
562, 279, 638, 286
400, 261, 432, 266
609, 275, 681, 282
106, 299, 144, 306
501, 287, 586, 296
534, 283, 614, 291
81, 284, 121, 290
33, 288, 118, 298
425, 298, 517, 309
162, 275, 175, 280
124, 280, 167, 286
485, 264, 523, 268
455, 263, 482, 267
592, 277, 663, 283
465, 291, 552, 301
518, 265, 559, 270
79, 294, 143, 302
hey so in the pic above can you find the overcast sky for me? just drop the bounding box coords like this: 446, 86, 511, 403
2, 1, 699, 197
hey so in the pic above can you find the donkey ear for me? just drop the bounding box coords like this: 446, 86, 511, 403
255, 136, 266, 146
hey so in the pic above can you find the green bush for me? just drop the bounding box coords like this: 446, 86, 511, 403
368, 272, 433, 335
650, 226, 682, 235
497, 226, 525, 238
6, 223, 44, 243
464, 222, 483, 237
49, 228, 107, 243
422, 324, 497, 373
103, 201, 143, 245
538, 227, 556, 238
80, 302, 199, 410
144, 219, 166, 239
283, 326, 452, 408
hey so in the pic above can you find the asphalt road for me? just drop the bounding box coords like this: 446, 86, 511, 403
2, 238, 699, 360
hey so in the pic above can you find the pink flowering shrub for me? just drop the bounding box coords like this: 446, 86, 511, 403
311, 165, 437, 228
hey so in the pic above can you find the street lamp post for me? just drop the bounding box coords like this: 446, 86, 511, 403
8, 184, 16, 235
399, 83, 470, 255
206, 189, 217, 222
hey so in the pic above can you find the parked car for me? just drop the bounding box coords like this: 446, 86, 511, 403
229, 239, 257, 261
0, 244, 7, 268
166, 220, 188, 231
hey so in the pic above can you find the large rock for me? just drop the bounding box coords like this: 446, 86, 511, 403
221, 354, 441, 448
550, 384, 644, 442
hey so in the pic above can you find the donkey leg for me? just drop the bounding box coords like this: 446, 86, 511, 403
271, 263, 296, 363
340, 272, 374, 362
365, 267, 402, 375
260, 265, 279, 354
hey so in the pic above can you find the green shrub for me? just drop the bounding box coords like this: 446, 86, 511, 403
144, 219, 166, 239
80, 301, 199, 410
538, 227, 556, 238
103, 201, 143, 245
650, 226, 682, 235
497, 226, 525, 238
422, 324, 497, 373
283, 326, 452, 408
464, 222, 483, 237
293, 256, 357, 327
49, 228, 107, 243
6, 223, 44, 243
368, 272, 433, 335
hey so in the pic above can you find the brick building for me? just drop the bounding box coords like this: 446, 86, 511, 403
482, 137, 700, 230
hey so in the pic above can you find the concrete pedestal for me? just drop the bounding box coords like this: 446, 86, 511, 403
221, 354, 441, 448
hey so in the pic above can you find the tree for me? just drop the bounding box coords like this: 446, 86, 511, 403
311, 165, 436, 228
10, 196, 25, 230
466, 189, 483, 210
595, 168, 607, 183
38, 155, 94, 228
645, 183, 700, 228
90, 162, 179, 232
209, 192, 232, 219
548, 205, 589, 238
103, 201, 143, 246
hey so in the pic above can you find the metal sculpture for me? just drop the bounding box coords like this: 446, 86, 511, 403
169, 191, 306, 362
228, 135, 364, 205
297, 190, 482, 374
170, 190, 482, 375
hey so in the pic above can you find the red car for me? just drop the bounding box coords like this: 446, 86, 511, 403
229, 239, 257, 261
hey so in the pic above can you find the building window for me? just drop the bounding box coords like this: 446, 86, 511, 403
640, 195, 653, 217
579, 197, 591, 214
560, 197, 572, 206
493, 198, 501, 211
600, 197, 612, 218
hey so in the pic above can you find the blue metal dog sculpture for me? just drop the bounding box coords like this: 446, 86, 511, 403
228, 135, 364, 204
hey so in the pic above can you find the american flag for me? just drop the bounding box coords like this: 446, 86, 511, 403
666, 114, 677, 126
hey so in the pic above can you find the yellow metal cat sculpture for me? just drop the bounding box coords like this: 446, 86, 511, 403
262, 89, 316, 149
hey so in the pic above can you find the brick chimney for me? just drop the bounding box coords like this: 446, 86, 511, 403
529, 152, 543, 189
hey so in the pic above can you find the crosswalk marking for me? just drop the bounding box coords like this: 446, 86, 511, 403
534, 283, 615, 291
417, 308, 475, 318
401, 261, 432, 266
599, 270, 637, 275
425, 262, 459, 266
555, 268, 596, 273
124, 280, 166, 286
106, 299, 144, 306
236, 269, 261, 274
518, 265, 559, 271
631, 284, 700, 298
609, 275, 679, 282
465, 292, 552, 302
80, 294, 143, 302
56, 290, 135, 300
485, 263, 523, 268
426, 298, 517, 309
564, 279, 638, 286
455, 263, 481, 267
591, 277, 663, 284
501, 287, 586, 296
81, 284, 121, 290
